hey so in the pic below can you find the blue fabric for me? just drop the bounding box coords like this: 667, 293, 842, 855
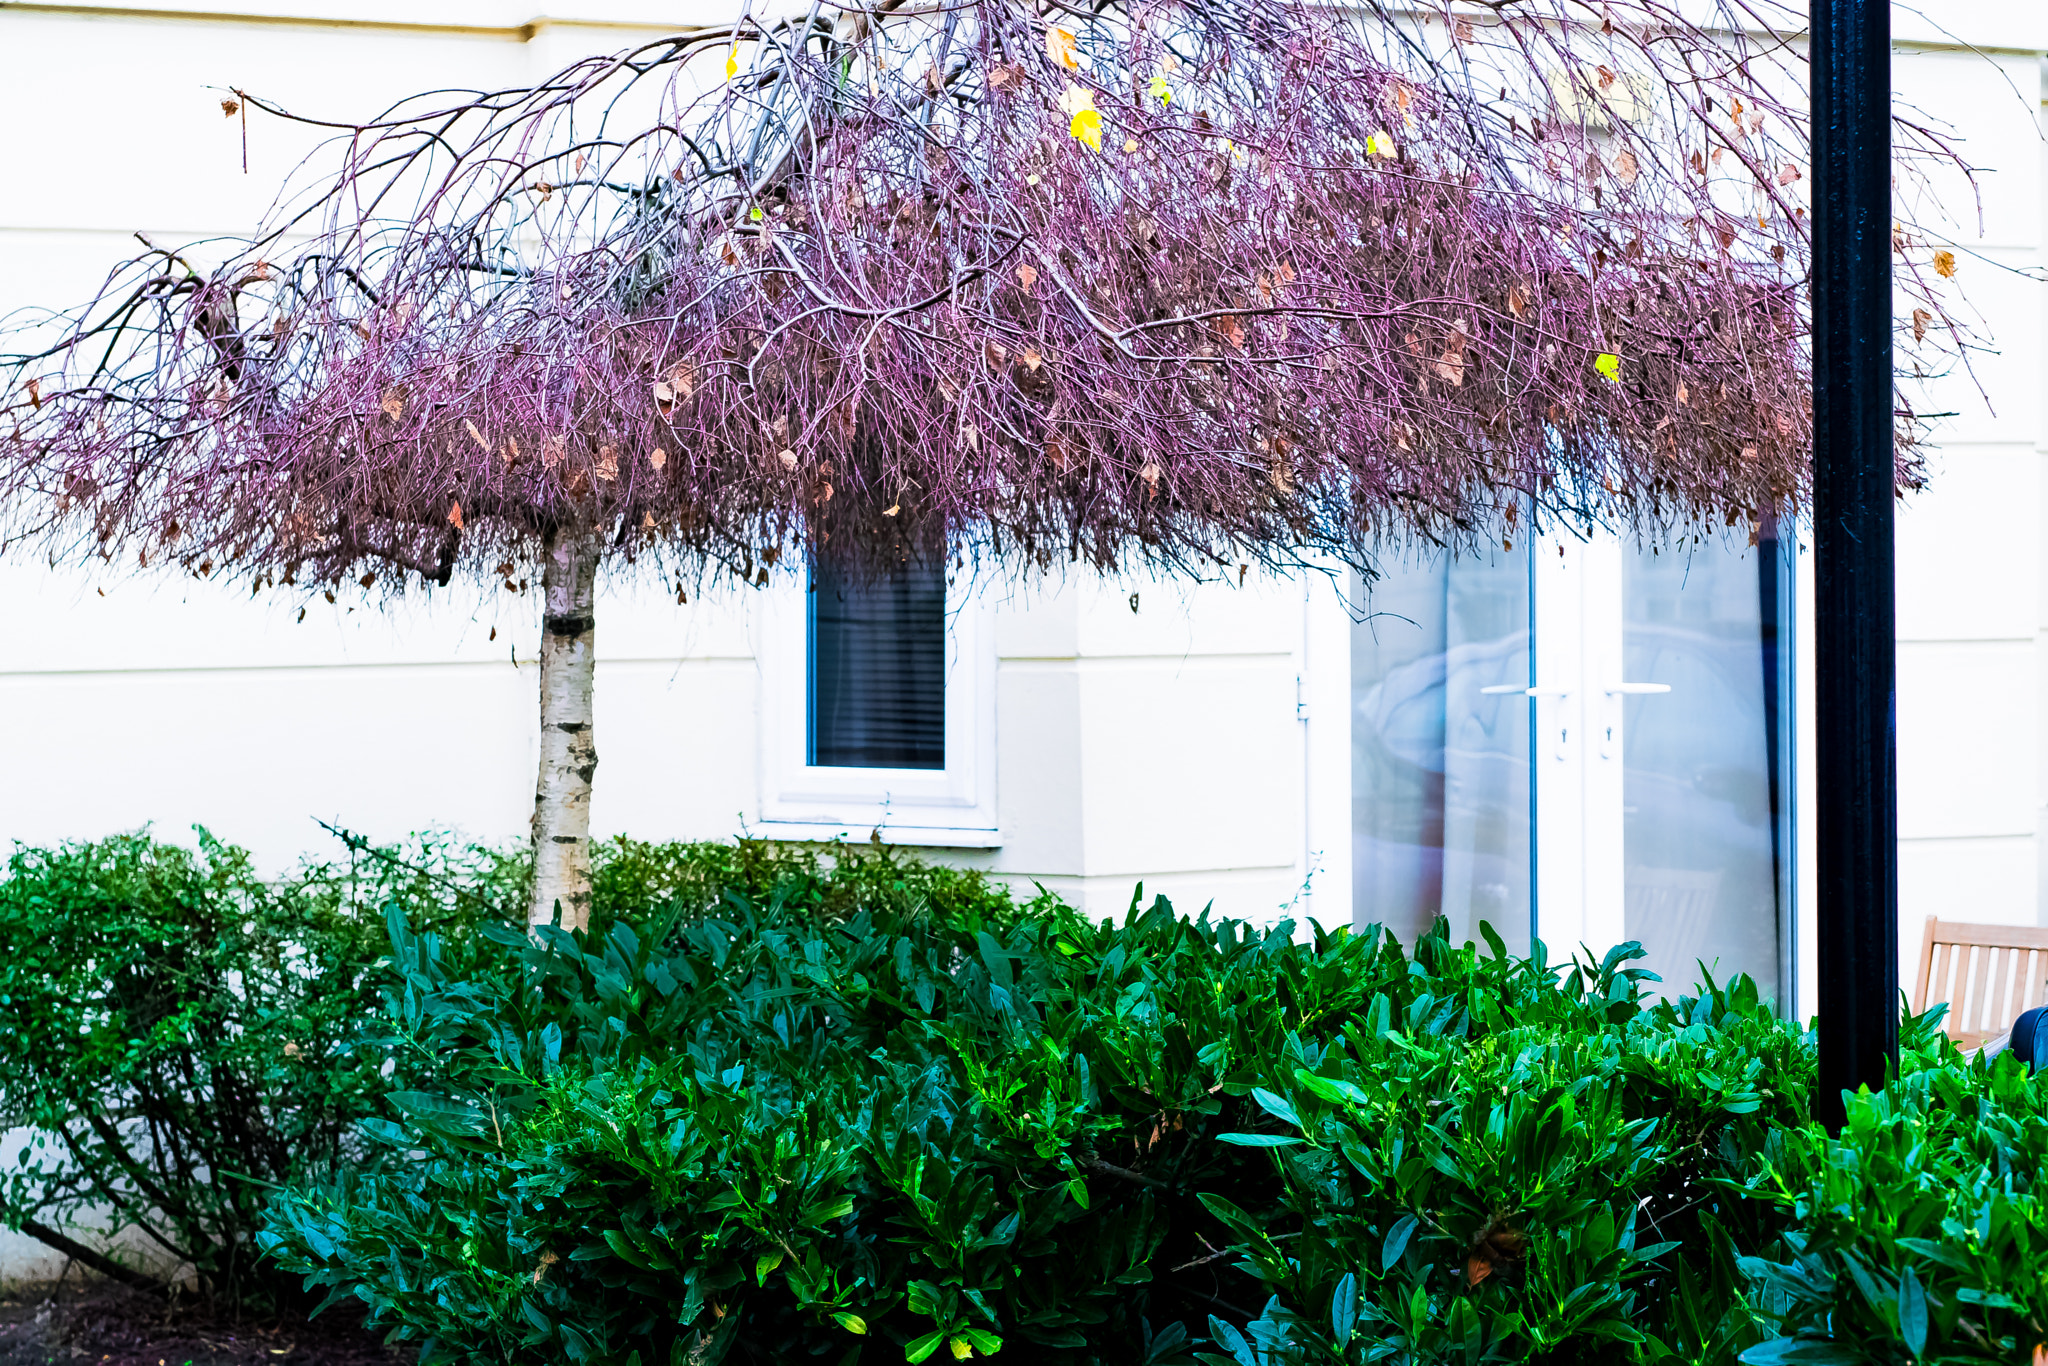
2013, 1005, 2046, 1070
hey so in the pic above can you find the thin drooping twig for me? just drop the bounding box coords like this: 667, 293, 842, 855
0, 0, 1970, 604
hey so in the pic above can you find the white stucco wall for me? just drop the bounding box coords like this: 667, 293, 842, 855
1887, 30, 2048, 995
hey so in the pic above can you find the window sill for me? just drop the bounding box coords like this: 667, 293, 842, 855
748, 820, 1003, 849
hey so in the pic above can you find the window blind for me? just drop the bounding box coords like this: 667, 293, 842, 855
807, 558, 947, 770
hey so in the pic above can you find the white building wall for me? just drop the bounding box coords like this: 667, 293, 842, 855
1888, 24, 2048, 996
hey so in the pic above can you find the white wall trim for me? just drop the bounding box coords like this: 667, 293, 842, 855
752, 569, 1000, 845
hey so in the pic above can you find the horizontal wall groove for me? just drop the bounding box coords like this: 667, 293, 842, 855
0, 654, 753, 679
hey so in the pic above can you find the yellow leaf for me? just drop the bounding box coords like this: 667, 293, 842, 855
949, 1339, 973, 1361
1594, 352, 1622, 383
1366, 131, 1396, 158
1069, 107, 1103, 152
1148, 74, 1172, 103
726, 46, 739, 80
1046, 26, 1078, 69
1122, 138, 1139, 153
1932, 249, 1957, 279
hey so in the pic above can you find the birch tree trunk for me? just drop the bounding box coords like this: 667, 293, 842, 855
529, 528, 600, 930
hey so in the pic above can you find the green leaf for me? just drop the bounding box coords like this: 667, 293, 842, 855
1382, 1214, 1419, 1271
602, 1229, 653, 1270
1249, 1089, 1301, 1127
1215, 1133, 1305, 1148
1737, 1340, 1865, 1365
1292, 1069, 1368, 1105
907, 1280, 944, 1317
1330, 1271, 1358, 1344
1897, 1266, 1927, 1359
756, 1250, 785, 1286
1206, 1317, 1258, 1366
833, 1313, 868, 1336
904, 1332, 946, 1364
385, 1091, 485, 1140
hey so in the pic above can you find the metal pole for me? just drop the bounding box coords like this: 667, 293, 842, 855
1810, 0, 1897, 1131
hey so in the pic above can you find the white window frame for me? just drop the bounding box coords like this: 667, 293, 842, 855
753, 567, 1000, 847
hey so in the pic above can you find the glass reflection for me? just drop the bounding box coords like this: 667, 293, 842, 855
1621, 531, 1790, 997
1351, 548, 1532, 955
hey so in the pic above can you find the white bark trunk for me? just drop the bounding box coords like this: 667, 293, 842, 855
529, 529, 600, 931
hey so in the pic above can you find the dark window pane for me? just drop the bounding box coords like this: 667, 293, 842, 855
808, 558, 946, 769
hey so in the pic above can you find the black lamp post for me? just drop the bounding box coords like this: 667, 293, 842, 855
1810, 0, 1898, 1130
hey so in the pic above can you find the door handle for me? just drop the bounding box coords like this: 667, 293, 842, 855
1599, 683, 1670, 758
1479, 685, 1572, 759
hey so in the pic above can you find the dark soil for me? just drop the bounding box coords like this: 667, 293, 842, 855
0, 1282, 407, 1366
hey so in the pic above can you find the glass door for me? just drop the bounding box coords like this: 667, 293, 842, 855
1352, 526, 1797, 1004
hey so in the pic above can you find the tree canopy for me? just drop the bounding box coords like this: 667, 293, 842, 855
1, 0, 1942, 595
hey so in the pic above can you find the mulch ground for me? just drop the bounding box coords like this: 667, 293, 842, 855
0, 1282, 407, 1366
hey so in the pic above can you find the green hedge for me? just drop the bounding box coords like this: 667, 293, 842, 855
4, 832, 2042, 1361
249, 851, 2047, 1365
0, 831, 1018, 1305
0, 829, 513, 1303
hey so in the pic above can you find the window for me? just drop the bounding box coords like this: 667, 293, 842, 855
756, 558, 998, 846
1351, 525, 1799, 1007
808, 558, 946, 770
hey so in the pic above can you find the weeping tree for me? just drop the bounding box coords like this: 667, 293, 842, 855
0, 0, 1956, 930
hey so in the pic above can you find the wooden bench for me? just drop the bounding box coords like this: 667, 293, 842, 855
1914, 918, 2048, 1049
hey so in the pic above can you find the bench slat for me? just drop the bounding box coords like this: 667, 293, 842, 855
1916, 918, 2048, 1047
